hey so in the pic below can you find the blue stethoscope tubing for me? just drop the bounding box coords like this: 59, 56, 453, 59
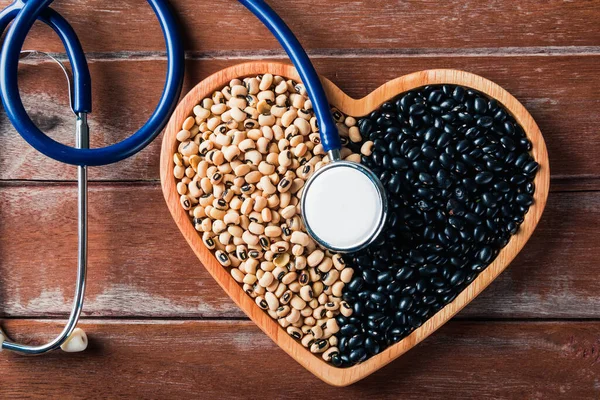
238, 0, 341, 154
0, 0, 185, 166
0, 0, 340, 167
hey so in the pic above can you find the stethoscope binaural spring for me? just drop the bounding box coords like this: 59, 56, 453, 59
0, 0, 386, 355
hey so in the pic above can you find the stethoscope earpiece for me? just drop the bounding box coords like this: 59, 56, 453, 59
60, 328, 88, 353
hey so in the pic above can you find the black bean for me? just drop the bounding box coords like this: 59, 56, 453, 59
334, 84, 538, 367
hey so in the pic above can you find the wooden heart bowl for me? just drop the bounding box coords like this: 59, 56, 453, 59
160, 62, 549, 386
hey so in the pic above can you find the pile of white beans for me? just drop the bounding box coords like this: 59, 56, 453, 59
173, 74, 362, 362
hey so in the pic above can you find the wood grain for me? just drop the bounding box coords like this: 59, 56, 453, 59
1, 319, 599, 398
0, 0, 598, 53
0, 184, 597, 320
1, 56, 598, 184
159, 63, 549, 385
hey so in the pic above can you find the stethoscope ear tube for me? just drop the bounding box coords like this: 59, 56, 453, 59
238, 0, 341, 154
0, 0, 184, 166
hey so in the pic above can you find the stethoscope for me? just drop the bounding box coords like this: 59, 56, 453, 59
0, 0, 386, 355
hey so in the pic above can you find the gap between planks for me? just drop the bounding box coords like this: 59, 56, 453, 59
14, 46, 600, 63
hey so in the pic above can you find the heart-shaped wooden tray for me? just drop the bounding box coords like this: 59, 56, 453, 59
160, 62, 549, 386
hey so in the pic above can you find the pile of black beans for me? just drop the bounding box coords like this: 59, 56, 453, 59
331, 85, 538, 367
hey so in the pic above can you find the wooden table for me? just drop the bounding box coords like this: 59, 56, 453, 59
1, 0, 599, 398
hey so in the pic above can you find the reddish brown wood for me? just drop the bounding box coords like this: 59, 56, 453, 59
0, 183, 597, 319
0, 0, 598, 53
1, 319, 599, 398
1, 56, 598, 182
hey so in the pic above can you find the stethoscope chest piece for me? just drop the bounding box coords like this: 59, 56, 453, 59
301, 156, 388, 253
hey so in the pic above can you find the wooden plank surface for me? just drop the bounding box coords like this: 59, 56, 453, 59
0, 0, 598, 53
0, 0, 598, 395
0, 184, 597, 319
1, 56, 599, 183
2, 319, 599, 398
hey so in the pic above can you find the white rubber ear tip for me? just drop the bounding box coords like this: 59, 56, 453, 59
60, 328, 88, 353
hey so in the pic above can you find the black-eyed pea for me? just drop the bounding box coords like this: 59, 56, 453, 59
174, 152, 184, 167
347, 125, 362, 142
245, 258, 259, 275
182, 116, 195, 131
277, 305, 291, 318
289, 93, 303, 109
233, 163, 251, 177
258, 161, 275, 176
176, 182, 187, 196
222, 146, 240, 162
317, 257, 333, 273
345, 153, 361, 163
281, 290, 293, 305
340, 301, 353, 317
266, 193, 280, 209
202, 234, 216, 250
318, 292, 328, 305
258, 235, 270, 251
199, 194, 213, 207
180, 195, 192, 210
309, 325, 323, 340
174, 165, 185, 180
238, 138, 256, 152
309, 268, 321, 283
271, 241, 289, 254
275, 282, 287, 298
245, 171, 262, 184
299, 285, 313, 302
313, 306, 327, 320
215, 250, 231, 267
310, 339, 329, 354
239, 215, 250, 230
200, 218, 212, 232
210, 171, 223, 185
229, 196, 243, 211
325, 301, 339, 311
184, 166, 195, 179
209, 207, 226, 220
292, 244, 304, 257
259, 176, 277, 195
274, 79, 287, 95
298, 109, 311, 121
288, 281, 301, 293
230, 268, 244, 283
278, 205, 294, 220
307, 250, 325, 267
242, 230, 259, 246
193, 206, 206, 219
278, 149, 292, 168
286, 308, 301, 324
287, 326, 303, 339
300, 306, 313, 318
322, 347, 339, 362
253, 283, 266, 296
240, 198, 254, 215
277, 177, 292, 193
290, 295, 306, 310
228, 225, 243, 238
258, 74, 273, 90
295, 255, 307, 270
332, 281, 345, 297
258, 270, 274, 288
258, 114, 275, 127
281, 272, 298, 285
248, 246, 264, 259
265, 292, 279, 311
290, 231, 309, 246
240, 184, 255, 196
270, 104, 286, 118
298, 270, 310, 286
253, 196, 267, 212
243, 283, 255, 298
176, 129, 191, 142
331, 254, 345, 271
223, 208, 241, 227
212, 219, 227, 234
255, 296, 268, 310
340, 267, 354, 284
236, 244, 248, 261
263, 226, 281, 238
312, 281, 324, 297
293, 118, 311, 135
248, 221, 264, 236
210, 103, 227, 115
272, 266, 287, 281
322, 269, 340, 286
